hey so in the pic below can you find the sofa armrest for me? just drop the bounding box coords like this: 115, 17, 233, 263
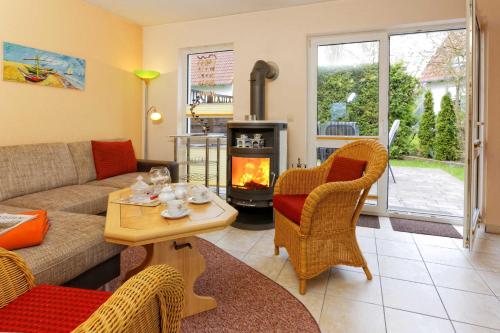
0, 248, 36, 308
137, 160, 179, 183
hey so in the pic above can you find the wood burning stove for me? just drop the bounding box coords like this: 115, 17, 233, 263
227, 121, 287, 207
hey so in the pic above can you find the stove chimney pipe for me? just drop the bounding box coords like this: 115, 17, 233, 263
250, 60, 278, 120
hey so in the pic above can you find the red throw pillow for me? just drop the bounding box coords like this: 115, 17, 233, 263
326, 156, 367, 182
91, 140, 137, 180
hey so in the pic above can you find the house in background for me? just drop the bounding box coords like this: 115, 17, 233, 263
419, 30, 466, 114
187, 50, 234, 134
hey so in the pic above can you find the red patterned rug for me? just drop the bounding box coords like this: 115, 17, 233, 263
109, 238, 320, 333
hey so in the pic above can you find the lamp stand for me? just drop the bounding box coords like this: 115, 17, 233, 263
143, 80, 150, 159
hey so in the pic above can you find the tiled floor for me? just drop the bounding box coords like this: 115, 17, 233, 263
199, 216, 500, 332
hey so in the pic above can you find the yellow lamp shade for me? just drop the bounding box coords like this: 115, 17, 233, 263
134, 70, 160, 81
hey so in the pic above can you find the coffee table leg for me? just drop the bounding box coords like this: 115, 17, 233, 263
150, 236, 217, 317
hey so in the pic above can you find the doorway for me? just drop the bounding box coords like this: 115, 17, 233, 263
388, 29, 466, 222
308, 23, 471, 225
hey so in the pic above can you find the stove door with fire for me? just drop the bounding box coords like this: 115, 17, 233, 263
226, 121, 287, 208
231, 156, 271, 191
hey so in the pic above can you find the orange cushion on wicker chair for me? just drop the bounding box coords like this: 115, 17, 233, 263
326, 156, 367, 182
91, 140, 137, 180
0, 284, 111, 333
273, 194, 308, 225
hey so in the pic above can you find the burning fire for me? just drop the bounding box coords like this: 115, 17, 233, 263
232, 157, 270, 190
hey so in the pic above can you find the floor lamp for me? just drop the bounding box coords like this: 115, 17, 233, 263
135, 70, 162, 159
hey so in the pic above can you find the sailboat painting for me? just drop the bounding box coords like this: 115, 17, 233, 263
2, 42, 85, 90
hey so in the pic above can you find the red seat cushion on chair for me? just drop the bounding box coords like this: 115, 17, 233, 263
273, 194, 308, 225
0, 284, 111, 333
91, 140, 137, 180
326, 156, 367, 182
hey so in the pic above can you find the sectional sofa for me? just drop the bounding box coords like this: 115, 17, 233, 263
0, 141, 178, 289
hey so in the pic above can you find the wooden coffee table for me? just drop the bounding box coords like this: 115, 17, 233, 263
104, 188, 238, 317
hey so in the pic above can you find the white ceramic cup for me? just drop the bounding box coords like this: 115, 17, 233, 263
174, 183, 188, 199
193, 188, 208, 201
167, 200, 186, 216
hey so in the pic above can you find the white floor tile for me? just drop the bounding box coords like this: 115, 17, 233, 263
412, 233, 458, 249
356, 226, 375, 238
418, 244, 473, 268
327, 269, 382, 305
427, 263, 492, 294
453, 321, 500, 333
241, 253, 287, 280
377, 239, 422, 260
275, 261, 329, 295
375, 229, 415, 243
381, 277, 447, 318
248, 236, 288, 259
385, 308, 454, 333
478, 270, 500, 296
220, 248, 247, 260
466, 251, 500, 273
286, 288, 325, 322
216, 229, 262, 252
378, 255, 432, 284
357, 236, 377, 254
337, 252, 379, 275
319, 296, 385, 333
438, 287, 500, 330
471, 238, 500, 255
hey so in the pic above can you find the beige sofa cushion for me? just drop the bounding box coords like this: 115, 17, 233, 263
87, 172, 149, 189
0, 205, 124, 286
67, 141, 97, 184
0, 143, 78, 201
1, 185, 116, 215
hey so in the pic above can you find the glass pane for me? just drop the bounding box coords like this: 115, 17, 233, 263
317, 41, 379, 136
188, 50, 234, 105
388, 30, 466, 218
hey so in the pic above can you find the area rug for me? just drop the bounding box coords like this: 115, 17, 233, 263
390, 217, 463, 239
108, 239, 320, 333
357, 214, 380, 229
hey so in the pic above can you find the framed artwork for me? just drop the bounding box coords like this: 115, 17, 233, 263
2, 42, 85, 90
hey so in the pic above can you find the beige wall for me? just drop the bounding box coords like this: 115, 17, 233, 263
477, 0, 500, 228
0, 0, 143, 154
144, 0, 465, 162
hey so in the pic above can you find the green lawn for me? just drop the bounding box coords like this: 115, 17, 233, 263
390, 159, 464, 181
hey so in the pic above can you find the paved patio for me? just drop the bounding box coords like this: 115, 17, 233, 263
388, 166, 464, 218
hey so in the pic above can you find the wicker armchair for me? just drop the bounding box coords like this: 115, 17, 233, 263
274, 140, 388, 294
0, 247, 185, 333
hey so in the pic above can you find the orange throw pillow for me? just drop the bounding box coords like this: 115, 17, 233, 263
326, 156, 367, 182
0, 210, 49, 251
91, 140, 137, 180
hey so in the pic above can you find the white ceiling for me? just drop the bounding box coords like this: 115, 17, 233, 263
84, 0, 333, 26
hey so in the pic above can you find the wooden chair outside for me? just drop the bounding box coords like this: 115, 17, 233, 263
274, 139, 388, 294
0, 247, 185, 333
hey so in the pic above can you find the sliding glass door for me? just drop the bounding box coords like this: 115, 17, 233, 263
308, 33, 389, 214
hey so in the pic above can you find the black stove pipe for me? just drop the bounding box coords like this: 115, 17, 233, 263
250, 60, 278, 120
